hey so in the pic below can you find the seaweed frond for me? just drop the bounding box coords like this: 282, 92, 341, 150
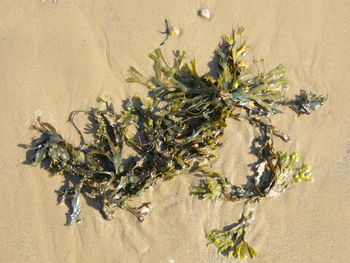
207, 212, 257, 260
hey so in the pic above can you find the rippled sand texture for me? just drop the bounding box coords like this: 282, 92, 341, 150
0, 1, 349, 262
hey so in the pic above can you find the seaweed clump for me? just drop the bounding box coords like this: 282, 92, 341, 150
25, 28, 326, 260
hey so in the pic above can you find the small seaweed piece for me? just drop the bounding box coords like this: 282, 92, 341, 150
254, 150, 311, 197
59, 182, 84, 225
160, 19, 170, 46
190, 171, 256, 202
29, 117, 80, 173
207, 212, 257, 260
294, 164, 313, 182
290, 90, 327, 115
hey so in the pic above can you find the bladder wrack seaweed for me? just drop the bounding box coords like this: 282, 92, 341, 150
25, 28, 326, 260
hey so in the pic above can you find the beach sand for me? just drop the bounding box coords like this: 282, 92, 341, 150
0, 1, 349, 262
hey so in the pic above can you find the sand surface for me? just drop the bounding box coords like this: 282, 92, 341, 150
1, 0, 349, 262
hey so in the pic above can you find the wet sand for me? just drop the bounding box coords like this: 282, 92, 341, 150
0, 1, 349, 262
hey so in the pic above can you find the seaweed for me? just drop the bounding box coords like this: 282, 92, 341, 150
206, 211, 257, 260
289, 90, 327, 115
24, 28, 326, 260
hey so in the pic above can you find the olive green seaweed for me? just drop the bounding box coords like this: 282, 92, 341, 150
25, 28, 326, 260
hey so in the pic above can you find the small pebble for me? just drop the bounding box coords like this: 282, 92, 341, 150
198, 8, 210, 19
169, 26, 180, 37
34, 109, 41, 117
